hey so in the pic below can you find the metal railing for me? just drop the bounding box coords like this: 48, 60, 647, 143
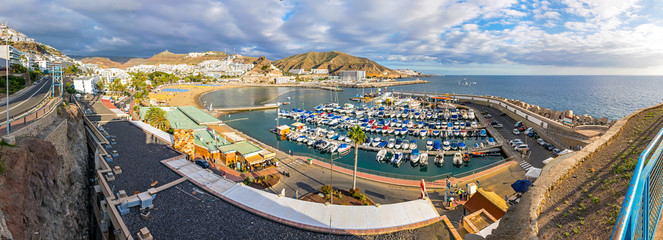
0, 96, 61, 136
613, 126, 663, 240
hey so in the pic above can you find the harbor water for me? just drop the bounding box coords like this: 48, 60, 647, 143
201, 76, 663, 180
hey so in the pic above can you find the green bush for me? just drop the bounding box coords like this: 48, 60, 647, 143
321, 185, 332, 198
359, 194, 366, 202
350, 188, 361, 198
243, 176, 253, 185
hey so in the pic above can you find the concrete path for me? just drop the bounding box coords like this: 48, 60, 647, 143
163, 158, 441, 235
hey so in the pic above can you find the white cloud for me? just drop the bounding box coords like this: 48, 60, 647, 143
0, 0, 660, 74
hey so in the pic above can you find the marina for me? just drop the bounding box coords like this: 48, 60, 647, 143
205, 86, 508, 179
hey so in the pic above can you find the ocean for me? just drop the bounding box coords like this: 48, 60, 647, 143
200, 75, 663, 179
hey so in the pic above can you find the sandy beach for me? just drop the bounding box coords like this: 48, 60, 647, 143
152, 84, 242, 108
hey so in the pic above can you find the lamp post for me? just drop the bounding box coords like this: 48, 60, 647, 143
5, 31, 9, 134
330, 151, 337, 205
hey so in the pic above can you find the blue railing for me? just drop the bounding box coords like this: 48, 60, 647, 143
613, 126, 663, 240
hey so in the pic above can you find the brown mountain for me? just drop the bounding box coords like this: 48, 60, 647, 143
273, 51, 402, 77
78, 57, 123, 68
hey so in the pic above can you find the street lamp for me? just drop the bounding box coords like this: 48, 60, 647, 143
330, 151, 338, 205
5, 30, 9, 134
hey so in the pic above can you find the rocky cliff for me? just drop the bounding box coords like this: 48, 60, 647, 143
0, 104, 89, 240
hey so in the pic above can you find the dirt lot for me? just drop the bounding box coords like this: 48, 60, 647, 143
537, 105, 663, 239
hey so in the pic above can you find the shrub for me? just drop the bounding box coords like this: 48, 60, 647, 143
350, 188, 361, 198
321, 185, 332, 198
358, 194, 366, 202
0, 158, 6, 176
243, 176, 253, 185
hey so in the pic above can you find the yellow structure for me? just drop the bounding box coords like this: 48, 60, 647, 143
173, 129, 195, 158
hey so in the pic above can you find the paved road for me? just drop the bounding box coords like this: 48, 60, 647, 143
0, 76, 53, 121
466, 103, 555, 169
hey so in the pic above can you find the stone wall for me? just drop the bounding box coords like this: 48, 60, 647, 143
486, 102, 663, 240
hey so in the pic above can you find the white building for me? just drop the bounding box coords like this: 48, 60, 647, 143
311, 68, 329, 75
274, 76, 295, 84
288, 69, 306, 75
0, 45, 22, 68
73, 76, 100, 94
340, 70, 365, 81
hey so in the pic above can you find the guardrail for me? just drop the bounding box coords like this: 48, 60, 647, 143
612, 126, 663, 240
0, 96, 61, 136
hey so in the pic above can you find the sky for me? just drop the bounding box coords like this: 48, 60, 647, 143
1, 0, 663, 75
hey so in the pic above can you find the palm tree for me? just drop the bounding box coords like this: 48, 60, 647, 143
348, 125, 367, 191
145, 107, 170, 132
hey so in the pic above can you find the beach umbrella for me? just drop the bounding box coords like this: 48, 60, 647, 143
511, 179, 532, 193
453, 189, 465, 195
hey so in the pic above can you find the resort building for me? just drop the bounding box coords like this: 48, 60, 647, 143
0, 45, 22, 68
73, 76, 101, 94
139, 106, 274, 170
311, 68, 329, 75
340, 70, 365, 81
288, 69, 306, 75
274, 76, 295, 84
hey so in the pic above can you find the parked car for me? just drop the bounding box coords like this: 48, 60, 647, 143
518, 126, 527, 131
514, 144, 529, 151
537, 138, 546, 145
484, 114, 492, 118
494, 123, 504, 128
195, 159, 210, 169
513, 129, 521, 135
510, 139, 524, 147
544, 143, 555, 151
514, 121, 523, 128
491, 121, 500, 125
552, 148, 561, 155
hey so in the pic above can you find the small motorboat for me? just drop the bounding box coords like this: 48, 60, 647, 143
410, 140, 417, 150
420, 152, 429, 166
337, 143, 351, 155
453, 152, 463, 166
434, 152, 444, 165
433, 140, 441, 151
426, 139, 433, 150
393, 152, 403, 165
443, 140, 451, 151
376, 149, 387, 162
410, 149, 420, 164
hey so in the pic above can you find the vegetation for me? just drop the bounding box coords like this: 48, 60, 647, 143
0, 75, 26, 94
348, 125, 367, 191
321, 185, 332, 198
243, 176, 253, 185
144, 107, 170, 131
64, 64, 81, 75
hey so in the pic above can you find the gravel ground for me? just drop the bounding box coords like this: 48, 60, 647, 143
537, 105, 663, 239
124, 181, 451, 240
103, 121, 182, 195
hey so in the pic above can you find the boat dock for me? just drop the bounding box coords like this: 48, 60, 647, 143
211, 103, 279, 113
289, 131, 502, 156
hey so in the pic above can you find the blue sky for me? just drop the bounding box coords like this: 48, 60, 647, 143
1, 0, 662, 75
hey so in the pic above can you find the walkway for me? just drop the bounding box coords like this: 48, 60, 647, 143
298, 155, 516, 189
163, 158, 442, 235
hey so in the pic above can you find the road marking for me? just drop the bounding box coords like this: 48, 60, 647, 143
0, 79, 51, 116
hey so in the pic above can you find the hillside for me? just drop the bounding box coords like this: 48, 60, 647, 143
12, 41, 65, 57
273, 51, 404, 77
78, 57, 123, 68
80, 51, 258, 68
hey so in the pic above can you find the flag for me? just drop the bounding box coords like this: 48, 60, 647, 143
420, 179, 427, 199
446, 178, 451, 188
